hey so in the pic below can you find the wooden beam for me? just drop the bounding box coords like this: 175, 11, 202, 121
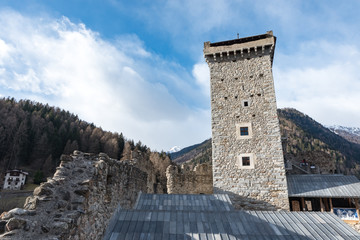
354, 198, 360, 222
324, 198, 329, 212
301, 197, 305, 211
329, 198, 333, 213
320, 198, 324, 212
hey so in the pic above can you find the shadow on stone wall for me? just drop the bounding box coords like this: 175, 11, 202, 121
213, 187, 288, 211
166, 163, 213, 194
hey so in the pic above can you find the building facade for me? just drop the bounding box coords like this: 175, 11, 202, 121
3, 169, 28, 190
204, 31, 289, 210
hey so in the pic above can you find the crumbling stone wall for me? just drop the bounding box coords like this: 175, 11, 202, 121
121, 142, 171, 194
0, 151, 147, 239
166, 163, 213, 194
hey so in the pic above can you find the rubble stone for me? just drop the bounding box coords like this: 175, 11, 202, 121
0, 151, 148, 240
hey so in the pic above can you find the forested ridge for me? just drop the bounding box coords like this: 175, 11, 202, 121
0, 97, 147, 181
278, 108, 360, 173
172, 108, 360, 176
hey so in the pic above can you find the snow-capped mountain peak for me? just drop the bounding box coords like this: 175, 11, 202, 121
328, 125, 360, 136
169, 146, 181, 153
327, 125, 360, 145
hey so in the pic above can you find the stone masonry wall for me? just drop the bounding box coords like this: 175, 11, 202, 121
166, 163, 213, 194
121, 142, 171, 194
0, 151, 147, 239
204, 33, 289, 210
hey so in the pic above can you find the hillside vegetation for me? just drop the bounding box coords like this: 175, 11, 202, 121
170, 139, 211, 165
279, 108, 360, 174
172, 108, 360, 176
0, 98, 153, 182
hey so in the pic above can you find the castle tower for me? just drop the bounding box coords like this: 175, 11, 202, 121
204, 31, 289, 210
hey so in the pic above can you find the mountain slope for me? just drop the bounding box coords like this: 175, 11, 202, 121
171, 108, 360, 176
279, 108, 360, 172
170, 139, 211, 165
0, 98, 170, 184
328, 126, 360, 145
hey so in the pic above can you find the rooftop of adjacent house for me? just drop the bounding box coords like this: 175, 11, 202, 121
5, 169, 28, 175
287, 174, 360, 198
105, 193, 360, 240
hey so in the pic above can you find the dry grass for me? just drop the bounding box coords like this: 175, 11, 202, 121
0, 183, 38, 213
23, 183, 39, 191
0, 196, 28, 213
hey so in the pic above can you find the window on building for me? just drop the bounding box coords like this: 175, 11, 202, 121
238, 153, 255, 169
236, 122, 252, 139
240, 127, 249, 136
242, 99, 250, 107
242, 157, 250, 166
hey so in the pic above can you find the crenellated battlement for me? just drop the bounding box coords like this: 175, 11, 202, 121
204, 31, 275, 64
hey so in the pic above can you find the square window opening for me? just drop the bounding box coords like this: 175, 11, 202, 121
242, 157, 250, 166
236, 122, 252, 140
240, 127, 249, 136
238, 153, 255, 169
243, 101, 248, 107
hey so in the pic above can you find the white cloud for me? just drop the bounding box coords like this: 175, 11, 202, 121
192, 61, 210, 97
0, 10, 211, 151
275, 41, 360, 128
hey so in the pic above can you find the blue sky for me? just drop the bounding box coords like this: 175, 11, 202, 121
0, 1, 360, 151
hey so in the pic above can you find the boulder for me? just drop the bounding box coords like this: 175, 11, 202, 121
6, 218, 27, 231
34, 186, 53, 196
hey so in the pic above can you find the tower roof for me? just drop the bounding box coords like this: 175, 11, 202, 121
204, 31, 276, 64
209, 31, 275, 47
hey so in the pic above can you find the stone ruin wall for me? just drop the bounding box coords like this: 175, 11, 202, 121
121, 141, 171, 194
0, 151, 148, 240
166, 163, 213, 194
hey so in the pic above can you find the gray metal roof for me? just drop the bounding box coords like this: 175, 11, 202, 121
135, 193, 234, 211
105, 194, 360, 239
107, 210, 360, 239
287, 174, 360, 198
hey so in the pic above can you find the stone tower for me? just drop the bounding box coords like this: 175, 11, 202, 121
204, 31, 289, 210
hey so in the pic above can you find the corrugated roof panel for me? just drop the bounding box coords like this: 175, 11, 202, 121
104, 194, 360, 239
287, 174, 360, 198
